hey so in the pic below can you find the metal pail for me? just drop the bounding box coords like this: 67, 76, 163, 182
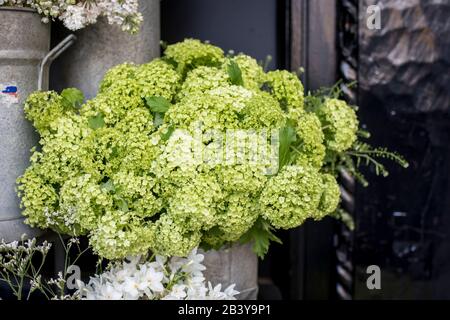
0, 7, 75, 242
51, 0, 160, 100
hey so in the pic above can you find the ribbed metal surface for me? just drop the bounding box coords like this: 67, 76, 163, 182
334, 0, 359, 300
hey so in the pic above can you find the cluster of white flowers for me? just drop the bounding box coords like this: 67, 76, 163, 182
0, 235, 53, 300
0, 235, 52, 262
75, 249, 239, 300
0, 0, 142, 33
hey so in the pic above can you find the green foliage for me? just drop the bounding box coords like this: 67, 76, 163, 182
340, 141, 409, 184
227, 60, 244, 86
233, 54, 265, 88
61, 88, 84, 108
331, 208, 355, 231
18, 39, 407, 260
145, 96, 171, 113
88, 113, 105, 130
239, 217, 282, 259
278, 122, 297, 170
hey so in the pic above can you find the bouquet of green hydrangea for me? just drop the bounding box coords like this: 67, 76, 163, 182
17, 39, 407, 260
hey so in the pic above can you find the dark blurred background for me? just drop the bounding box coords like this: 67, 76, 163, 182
162, 0, 450, 299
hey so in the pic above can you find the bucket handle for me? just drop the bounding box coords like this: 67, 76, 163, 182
38, 34, 77, 91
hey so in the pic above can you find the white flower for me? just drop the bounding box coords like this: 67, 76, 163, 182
186, 282, 208, 300
73, 248, 239, 301
149, 255, 167, 272
1, 0, 142, 32
60, 4, 86, 31
92, 283, 122, 300
206, 282, 226, 300
203, 282, 238, 300
139, 265, 164, 293
223, 284, 240, 299
182, 249, 206, 276
121, 276, 141, 300
163, 284, 187, 300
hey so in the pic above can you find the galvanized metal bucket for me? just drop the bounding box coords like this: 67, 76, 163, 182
51, 0, 160, 100
201, 243, 259, 300
0, 7, 76, 242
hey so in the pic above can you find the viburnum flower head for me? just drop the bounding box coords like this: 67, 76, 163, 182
18, 39, 352, 260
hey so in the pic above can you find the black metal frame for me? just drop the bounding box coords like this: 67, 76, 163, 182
286, 0, 339, 300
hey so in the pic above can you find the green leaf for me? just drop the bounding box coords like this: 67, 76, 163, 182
115, 196, 129, 212
240, 218, 282, 259
111, 146, 119, 158
161, 126, 175, 141
88, 113, 105, 130
227, 60, 244, 86
278, 122, 297, 170
61, 88, 84, 108
145, 96, 171, 113
101, 179, 115, 193
331, 208, 355, 231
357, 129, 371, 139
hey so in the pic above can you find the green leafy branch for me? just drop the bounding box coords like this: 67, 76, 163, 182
239, 217, 282, 259
330, 208, 355, 231
346, 141, 408, 178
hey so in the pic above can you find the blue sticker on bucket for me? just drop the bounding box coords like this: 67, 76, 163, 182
0, 84, 19, 105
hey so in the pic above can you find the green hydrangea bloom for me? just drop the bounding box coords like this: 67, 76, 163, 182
202, 227, 228, 249
111, 171, 162, 218
89, 210, 155, 260
81, 93, 144, 126
164, 39, 225, 76
59, 174, 111, 232
177, 66, 229, 100
16, 163, 59, 230
167, 174, 224, 231
151, 214, 202, 257
201, 192, 260, 248
315, 173, 340, 219
216, 193, 260, 242
24, 91, 76, 134
136, 59, 181, 100
19, 39, 363, 259
166, 85, 253, 132
260, 165, 323, 229
226, 54, 265, 90
240, 91, 285, 129
295, 113, 326, 168
99, 63, 138, 94
316, 98, 359, 152
215, 164, 267, 195
37, 114, 92, 184
264, 70, 304, 112
99, 60, 180, 101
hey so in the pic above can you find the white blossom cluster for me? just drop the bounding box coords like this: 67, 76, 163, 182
0, 235, 52, 272
0, 235, 53, 299
75, 249, 239, 300
0, 0, 143, 33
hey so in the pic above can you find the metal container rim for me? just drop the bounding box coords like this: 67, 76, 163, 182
0, 6, 37, 13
